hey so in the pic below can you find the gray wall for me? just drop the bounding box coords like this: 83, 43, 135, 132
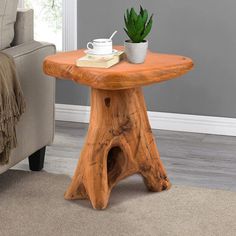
56, 0, 236, 118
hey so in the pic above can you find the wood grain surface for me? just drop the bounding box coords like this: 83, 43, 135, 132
43, 46, 194, 90
64, 88, 171, 209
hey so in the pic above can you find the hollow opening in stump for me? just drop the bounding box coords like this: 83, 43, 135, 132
107, 146, 125, 187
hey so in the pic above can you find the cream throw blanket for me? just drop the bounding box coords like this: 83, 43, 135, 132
0, 52, 25, 164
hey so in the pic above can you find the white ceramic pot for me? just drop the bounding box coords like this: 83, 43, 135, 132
124, 40, 148, 64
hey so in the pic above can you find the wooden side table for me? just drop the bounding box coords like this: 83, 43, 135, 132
43, 47, 194, 209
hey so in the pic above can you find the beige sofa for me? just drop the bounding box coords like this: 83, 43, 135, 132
0, 4, 55, 173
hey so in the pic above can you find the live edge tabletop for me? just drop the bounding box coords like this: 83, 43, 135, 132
43, 46, 194, 210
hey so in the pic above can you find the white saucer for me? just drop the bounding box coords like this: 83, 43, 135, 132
84, 49, 118, 56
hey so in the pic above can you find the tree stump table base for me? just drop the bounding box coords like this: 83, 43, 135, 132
64, 88, 171, 209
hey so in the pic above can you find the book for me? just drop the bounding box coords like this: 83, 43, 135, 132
76, 51, 124, 68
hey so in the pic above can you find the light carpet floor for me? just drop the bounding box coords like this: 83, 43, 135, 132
0, 170, 235, 236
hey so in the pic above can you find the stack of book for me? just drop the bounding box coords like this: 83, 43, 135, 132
76, 51, 124, 69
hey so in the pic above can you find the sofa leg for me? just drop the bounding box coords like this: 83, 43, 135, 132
28, 147, 46, 171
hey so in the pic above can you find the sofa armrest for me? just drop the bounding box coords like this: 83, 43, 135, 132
3, 40, 55, 59
12, 9, 34, 46
3, 41, 56, 148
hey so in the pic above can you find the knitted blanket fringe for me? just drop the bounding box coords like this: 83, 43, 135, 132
0, 52, 26, 164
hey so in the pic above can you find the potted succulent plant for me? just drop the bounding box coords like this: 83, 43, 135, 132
124, 6, 153, 64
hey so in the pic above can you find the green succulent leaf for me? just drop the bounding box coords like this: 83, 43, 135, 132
130, 8, 138, 21
126, 9, 130, 22
127, 17, 136, 35
142, 9, 148, 26
135, 15, 144, 32
124, 28, 133, 40
141, 14, 153, 40
124, 14, 128, 29
140, 5, 144, 16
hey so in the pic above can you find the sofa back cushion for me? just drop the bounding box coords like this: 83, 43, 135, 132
0, 0, 18, 50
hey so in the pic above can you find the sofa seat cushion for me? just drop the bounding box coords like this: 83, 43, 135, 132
0, 0, 18, 50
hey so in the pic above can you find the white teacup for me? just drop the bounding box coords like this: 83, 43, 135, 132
87, 38, 113, 55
